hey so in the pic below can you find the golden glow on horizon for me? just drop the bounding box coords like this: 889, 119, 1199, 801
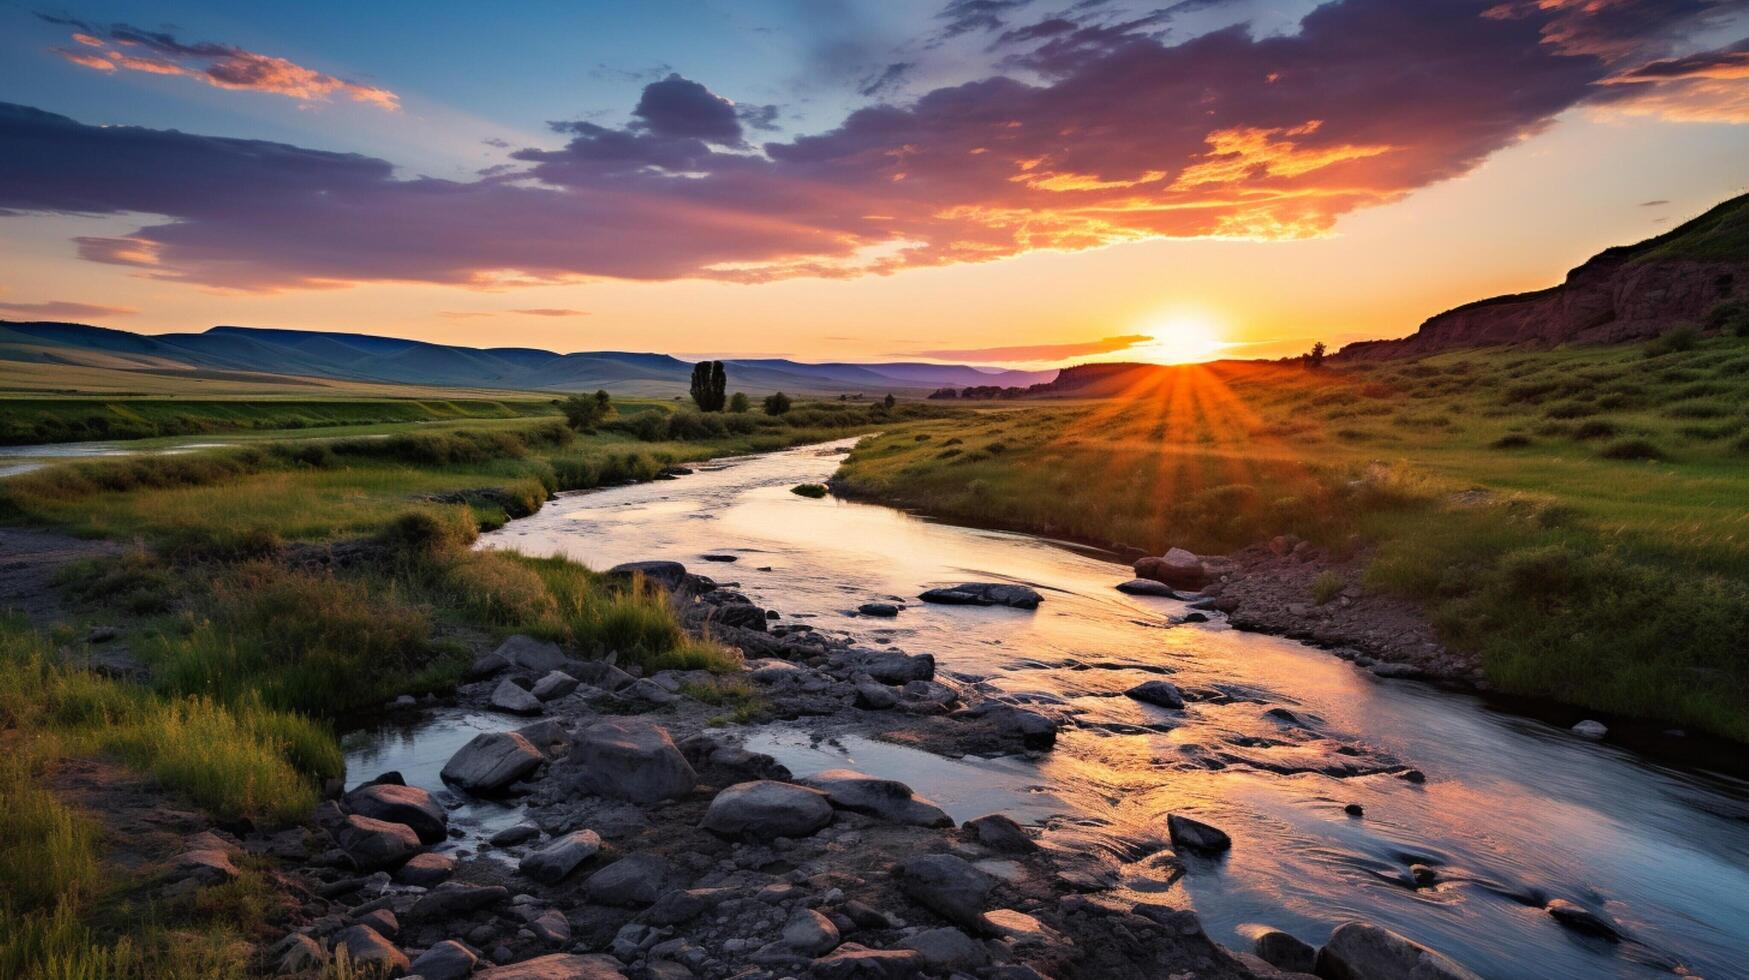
1128, 313, 1231, 365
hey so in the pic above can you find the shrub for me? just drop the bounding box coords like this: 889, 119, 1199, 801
1599, 438, 1666, 461
1311, 570, 1345, 605
1571, 420, 1618, 441
729, 392, 751, 413
763, 392, 792, 416
791, 483, 828, 498
380, 506, 478, 561
1643, 324, 1700, 358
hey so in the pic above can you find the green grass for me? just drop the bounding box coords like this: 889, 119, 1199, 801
0, 396, 558, 446
834, 339, 1749, 739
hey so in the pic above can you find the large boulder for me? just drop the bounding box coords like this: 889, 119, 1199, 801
801, 769, 952, 827
963, 813, 1037, 853
493, 635, 570, 674
1167, 813, 1231, 854
394, 851, 455, 887
570, 660, 634, 692
331, 924, 409, 975
810, 945, 926, 980
606, 560, 688, 591
1135, 548, 1210, 589
344, 783, 448, 844
520, 830, 602, 884
848, 650, 935, 685
491, 679, 544, 715
1115, 578, 1180, 597
408, 882, 509, 922
918, 583, 1042, 609
410, 940, 478, 980
571, 720, 697, 803
782, 908, 841, 955
441, 731, 545, 795
475, 953, 628, 979
531, 670, 580, 701
953, 701, 1058, 750
336, 814, 420, 871
584, 854, 670, 907
702, 780, 834, 839
1317, 922, 1482, 980
901, 927, 987, 970
1126, 679, 1186, 710
893, 854, 995, 930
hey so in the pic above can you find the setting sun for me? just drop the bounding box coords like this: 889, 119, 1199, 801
1130, 314, 1231, 364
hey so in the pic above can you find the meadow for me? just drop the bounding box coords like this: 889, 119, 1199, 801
834, 336, 1749, 740
0, 396, 559, 446
0, 395, 945, 977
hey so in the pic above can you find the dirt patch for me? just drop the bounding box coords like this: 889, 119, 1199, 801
0, 527, 122, 625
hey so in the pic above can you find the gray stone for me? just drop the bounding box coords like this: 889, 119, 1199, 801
410, 940, 478, 980
1115, 578, 1180, 597
1126, 679, 1186, 709
584, 854, 670, 907
606, 560, 688, 591
409, 882, 511, 921
979, 908, 1050, 946
467, 651, 510, 680
531, 670, 580, 701
858, 602, 901, 617
801, 769, 951, 827
174, 848, 239, 887
701, 780, 834, 839
854, 682, 899, 710
475, 953, 628, 979
1251, 928, 1318, 973
918, 583, 1042, 608
851, 650, 934, 684
337, 814, 420, 871
275, 933, 327, 974
1134, 548, 1209, 589
345, 783, 448, 844
964, 813, 1037, 853
442, 732, 544, 795
394, 851, 456, 887
531, 909, 572, 944
520, 830, 602, 884
621, 677, 680, 704
572, 719, 697, 803
491, 679, 544, 715
331, 924, 409, 975
955, 702, 1058, 749
901, 927, 987, 969
515, 719, 571, 756
493, 635, 570, 674
355, 908, 398, 938
810, 944, 926, 979
893, 853, 994, 930
1571, 719, 1608, 739
570, 661, 634, 692
782, 908, 840, 955
1546, 899, 1621, 940
1317, 921, 1482, 980
1167, 813, 1231, 854
643, 887, 733, 926
491, 824, 542, 847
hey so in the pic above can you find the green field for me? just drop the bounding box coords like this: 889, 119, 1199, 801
835, 337, 1749, 740
0, 396, 563, 446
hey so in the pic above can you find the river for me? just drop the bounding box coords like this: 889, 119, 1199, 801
345, 439, 1749, 978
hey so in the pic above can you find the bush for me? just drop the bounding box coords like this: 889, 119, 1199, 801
763, 392, 792, 416
380, 506, 478, 561
1599, 438, 1667, 461
1311, 570, 1345, 605
729, 392, 751, 413
1643, 324, 1701, 358
791, 483, 828, 498
1571, 420, 1618, 441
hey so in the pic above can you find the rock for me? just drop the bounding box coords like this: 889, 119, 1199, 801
1345, 803, 1365, 817
87, 625, 120, 643
1135, 547, 1209, 589
493, 635, 570, 674
174, 848, 239, 886
520, 830, 602, 884
809, 944, 926, 980
468, 652, 510, 680
954, 702, 1058, 749
491, 824, 542, 847
409, 882, 511, 922
331, 924, 409, 975
345, 783, 448, 845
516, 719, 572, 756
532, 909, 572, 944
475, 953, 628, 979
1409, 863, 1439, 888
606, 560, 688, 591
800, 769, 952, 827
442, 732, 545, 795
851, 650, 935, 684
531, 670, 580, 701
394, 851, 456, 887
858, 602, 900, 617
584, 854, 670, 907
918, 583, 1042, 609
854, 682, 899, 710
491, 679, 544, 716
1181, 611, 1209, 623
276, 932, 328, 974
702, 780, 834, 839
621, 677, 680, 705
964, 813, 1037, 853
1125, 679, 1186, 709
1317, 921, 1482, 980
410, 940, 479, 980
901, 926, 987, 969
782, 908, 840, 955
1167, 813, 1231, 854
1546, 899, 1621, 940
979, 908, 1049, 946
1571, 719, 1608, 739
356, 908, 399, 939
893, 853, 994, 930
1115, 578, 1180, 597
571, 719, 697, 803
337, 814, 421, 871
644, 887, 733, 926
702, 553, 737, 563
843, 900, 896, 931
570, 660, 634, 692
1369, 662, 1421, 679
746, 658, 804, 683
1251, 928, 1318, 973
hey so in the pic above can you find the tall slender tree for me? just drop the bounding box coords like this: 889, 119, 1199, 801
690, 361, 728, 411
710, 361, 727, 410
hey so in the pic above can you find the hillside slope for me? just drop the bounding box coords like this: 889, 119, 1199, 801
1341, 193, 1749, 359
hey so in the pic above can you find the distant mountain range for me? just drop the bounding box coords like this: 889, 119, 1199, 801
1340, 191, 1748, 360
0, 321, 1056, 396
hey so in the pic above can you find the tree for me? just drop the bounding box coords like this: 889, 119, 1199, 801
560, 389, 613, 431
1305, 341, 1327, 369
728, 392, 751, 413
882, 393, 896, 410
689, 361, 727, 411
763, 391, 792, 415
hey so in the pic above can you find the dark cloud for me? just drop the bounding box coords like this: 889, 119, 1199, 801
914, 334, 1152, 361
858, 62, 915, 97
938, 0, 1034, 38
1, 0, 1740, 291
481, 137, 511, 148
631, 73, 744, 145
737, 103, 783, 131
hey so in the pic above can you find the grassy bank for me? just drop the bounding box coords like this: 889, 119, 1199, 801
0, 396, 561, 446
835, 339, 1749, 739
0, 396, 947, 976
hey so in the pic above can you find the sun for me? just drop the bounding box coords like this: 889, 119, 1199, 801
1132, 313, 1231, 365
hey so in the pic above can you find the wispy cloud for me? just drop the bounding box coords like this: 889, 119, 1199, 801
912, 334, 1152, 362
438, 308, 589, 319
0, 299, 138, 319
40, 15, 399, 110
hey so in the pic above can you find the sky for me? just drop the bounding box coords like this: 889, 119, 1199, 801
1, 0, 1746, 366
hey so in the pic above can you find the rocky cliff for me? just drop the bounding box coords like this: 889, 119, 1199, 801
1340, 193, 1748, 360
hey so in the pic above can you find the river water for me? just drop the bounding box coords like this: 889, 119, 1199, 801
347, 439, 1749, 978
